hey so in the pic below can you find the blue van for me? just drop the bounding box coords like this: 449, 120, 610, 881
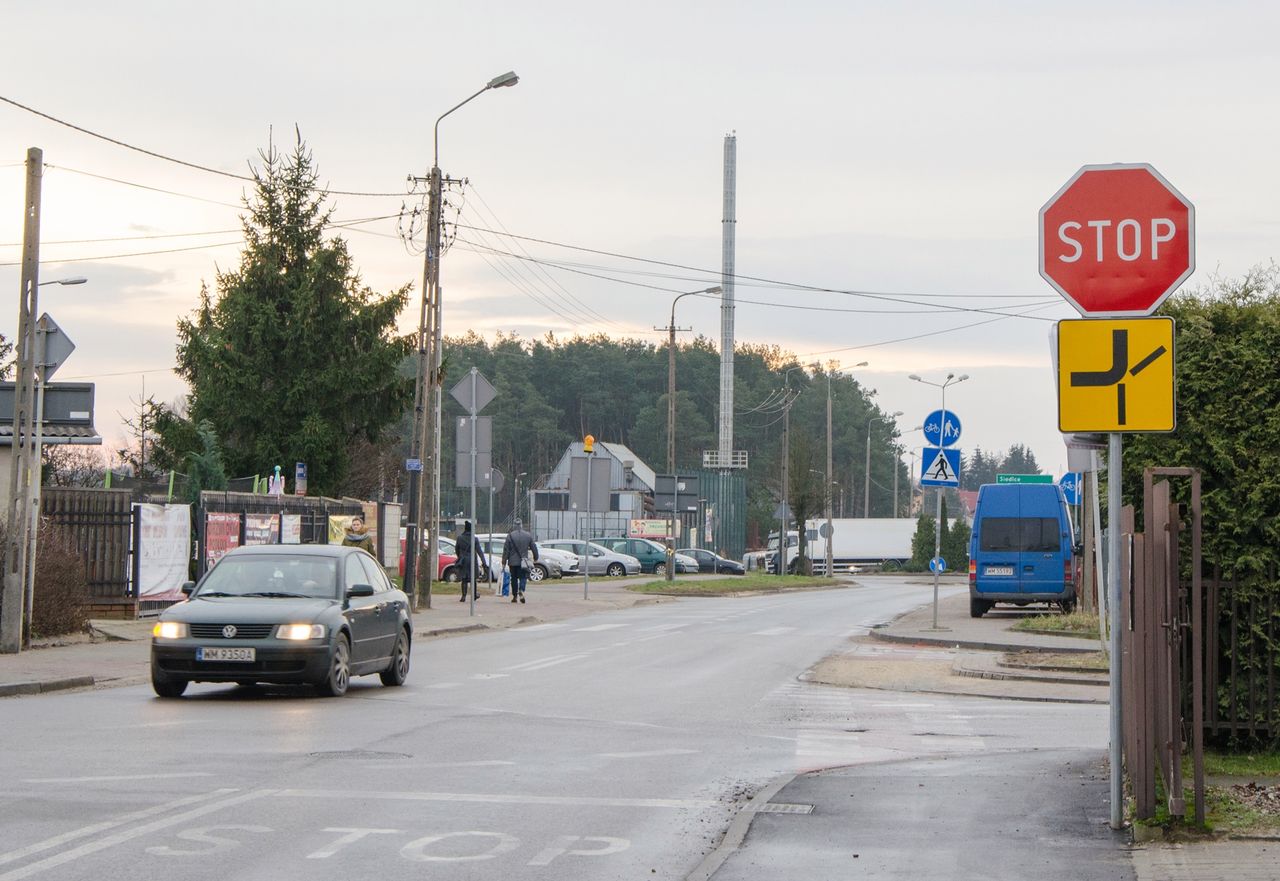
968, 483, 1078, 618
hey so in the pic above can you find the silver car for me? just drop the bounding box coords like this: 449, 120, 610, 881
539, 540, 641, 577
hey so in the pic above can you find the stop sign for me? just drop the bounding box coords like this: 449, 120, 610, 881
1039, 163, 1194, 317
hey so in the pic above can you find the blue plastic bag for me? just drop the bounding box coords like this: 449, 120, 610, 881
501, 569, 510, 596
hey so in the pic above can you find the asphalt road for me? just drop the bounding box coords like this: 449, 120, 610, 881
0, 578, 1110, 880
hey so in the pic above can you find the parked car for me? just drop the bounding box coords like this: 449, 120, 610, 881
678, 548, 746, 575
150, 545, 412, 698
539, 539, 641, 577
397, 535, 463, 582
594, 537, 698, 575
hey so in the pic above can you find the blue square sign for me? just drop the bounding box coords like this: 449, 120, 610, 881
920, 447, 961, 487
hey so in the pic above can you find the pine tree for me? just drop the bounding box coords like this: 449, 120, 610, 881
171, 139, 410, 495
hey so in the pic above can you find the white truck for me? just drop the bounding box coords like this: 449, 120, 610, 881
762, 518, 923, 574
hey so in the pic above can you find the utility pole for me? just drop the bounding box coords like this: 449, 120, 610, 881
3, 148, 42, 653
825, 373, 833, 578
779, 391, 793, 577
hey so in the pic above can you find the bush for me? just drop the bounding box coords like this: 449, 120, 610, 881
30, 521, 90, 639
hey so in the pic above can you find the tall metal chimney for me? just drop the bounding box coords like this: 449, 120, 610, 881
718, 133, 736, 460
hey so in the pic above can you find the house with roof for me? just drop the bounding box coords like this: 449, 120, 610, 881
531, 440, 657, 541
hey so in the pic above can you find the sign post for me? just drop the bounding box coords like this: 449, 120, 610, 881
1040, 162, 1194, 830
919, 413, 962, 632
450, 367, 497, 617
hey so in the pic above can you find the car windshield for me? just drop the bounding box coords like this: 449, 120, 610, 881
196, 555, 339, 599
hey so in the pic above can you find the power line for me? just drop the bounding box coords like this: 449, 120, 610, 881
46, 164, 242, 208
0, 239, 244, 267
801, 301, 1062, 358
0, 213, 397, 247
0, 93, 410, 196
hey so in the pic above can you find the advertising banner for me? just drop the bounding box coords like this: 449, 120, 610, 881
244, 513, 280, 545
328, 514, 356, 544
628, 519, 675, 539
136, 504, 191, 601
204, 512, 241, 569
281, 513, 302, 545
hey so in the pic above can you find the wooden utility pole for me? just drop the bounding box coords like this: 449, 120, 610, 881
2, 148, 42, 653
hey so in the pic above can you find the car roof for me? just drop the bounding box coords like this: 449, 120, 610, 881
224, 544, 357, 558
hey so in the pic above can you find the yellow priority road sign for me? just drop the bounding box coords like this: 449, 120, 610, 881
1057, 317, 1176, 433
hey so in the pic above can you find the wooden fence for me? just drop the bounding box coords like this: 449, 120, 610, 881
40, 487, 135, 610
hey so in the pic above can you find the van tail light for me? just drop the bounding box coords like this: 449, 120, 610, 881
968, 559, 977, 587
1064, 561, 1073, 589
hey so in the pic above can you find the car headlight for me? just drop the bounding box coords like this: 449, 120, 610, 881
277, 623, 326, 641
152, 621, 188, 640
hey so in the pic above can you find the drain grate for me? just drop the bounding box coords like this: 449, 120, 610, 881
758, 802, 815, 815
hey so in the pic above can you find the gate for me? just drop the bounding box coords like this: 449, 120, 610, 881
40, 487, 135, 611
1120, 467, 1205, 825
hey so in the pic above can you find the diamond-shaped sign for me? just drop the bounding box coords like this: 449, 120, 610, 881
449, 368, 496, 414
36, 313, 75, 381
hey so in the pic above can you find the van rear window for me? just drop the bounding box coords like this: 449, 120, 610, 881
979, 518, 1060, 552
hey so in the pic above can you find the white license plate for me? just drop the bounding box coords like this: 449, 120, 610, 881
985, 566, 1015, 576
196, 647, 255, 662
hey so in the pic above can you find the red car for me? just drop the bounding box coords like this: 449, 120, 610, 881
397, 537, 477, 583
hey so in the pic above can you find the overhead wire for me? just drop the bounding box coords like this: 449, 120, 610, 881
0, 93, 410, 196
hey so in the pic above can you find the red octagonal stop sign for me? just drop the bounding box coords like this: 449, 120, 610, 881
1039, 163, 1194, 317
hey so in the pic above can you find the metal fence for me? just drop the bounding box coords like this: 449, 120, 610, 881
40, 487, 135, 606
1203, 570, 1280, 745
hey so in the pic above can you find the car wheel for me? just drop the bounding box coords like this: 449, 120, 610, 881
654, 561, 667, 576
529, 564, 547, 583
1060, 598, 1078, 615
316, 633, 351, 697
606, 562, 625, 577
151, 669, 188, 698
970, 596, 992, 618
442, 567, 460, 583
380, 628, 411, 687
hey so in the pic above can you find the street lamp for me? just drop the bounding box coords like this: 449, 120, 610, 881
661, 286, 720, 582
513, 471, 528, 524
827, 362, 867, 577
774, 364, 810, 577
864, 409, 903, 518
909, 372, 969, 629
407, 70, 519, 611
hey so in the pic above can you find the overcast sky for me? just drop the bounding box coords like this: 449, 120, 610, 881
2, 0, 1277, 480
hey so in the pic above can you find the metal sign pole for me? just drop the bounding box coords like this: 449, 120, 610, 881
1108, 432, 1124, 829
932, 488, 943, 629
583, 448, 591, 599
469, 368, 478, 617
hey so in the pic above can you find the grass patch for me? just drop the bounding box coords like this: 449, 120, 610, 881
627, 574, 840, 595
1001, 651, 1110, 672
1201, 750, 1280, 779
1010, 610, 1100, 640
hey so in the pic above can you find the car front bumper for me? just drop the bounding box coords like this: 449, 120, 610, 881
152, 639, 331, 684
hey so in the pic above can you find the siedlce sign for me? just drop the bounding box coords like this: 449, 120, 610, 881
1039, 163, 1194, 317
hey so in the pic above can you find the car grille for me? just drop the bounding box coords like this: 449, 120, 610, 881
159, 659, 309, 675
189, 623, 276, 640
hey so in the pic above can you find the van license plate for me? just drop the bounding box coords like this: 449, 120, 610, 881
196, 647, 255, 662
984, 566, 1014, 576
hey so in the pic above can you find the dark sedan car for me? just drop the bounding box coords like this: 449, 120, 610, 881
150, 545, 412, 698
678, 548, 746, 575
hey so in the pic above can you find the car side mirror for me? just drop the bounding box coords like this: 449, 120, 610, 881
347, 583, 375, 598
180, 581, 195, 596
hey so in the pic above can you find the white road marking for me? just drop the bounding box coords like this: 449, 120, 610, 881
273, 789, 719, 809
24, 772, 214, 784
0, 790, 235, 868
426, 682, 461, 689
517, 622, 566, 631
0, 789, 276, 881
751, 627, 796, 636
598, 749, 698, 759
503, 654, 572, 671
573, 623, 628, 632
527, 835, 629, 866
401, 831, 520, 863
145, 824, 272, 856
512, 654, 590, 672
470, 673, 510, 680
306, 828, 400, 860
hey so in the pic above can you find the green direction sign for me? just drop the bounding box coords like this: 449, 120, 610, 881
996, 474, 1054, 484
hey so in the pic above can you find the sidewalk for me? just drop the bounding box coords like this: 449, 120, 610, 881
805, 585, 1110, 703
0, 577, 674, 698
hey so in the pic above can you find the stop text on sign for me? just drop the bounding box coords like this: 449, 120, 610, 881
1039, 163, 1194, 318
1056, 217, 1178, 264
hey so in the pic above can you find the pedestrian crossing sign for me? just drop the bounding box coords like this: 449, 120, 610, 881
920, 446, 960, 487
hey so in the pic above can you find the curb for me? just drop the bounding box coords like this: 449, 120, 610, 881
799, 672, 1108, 705
952, 660, 1109, 687
869, 626, 1097, 655
417, 623, 492, 638
0, 675, 95, 697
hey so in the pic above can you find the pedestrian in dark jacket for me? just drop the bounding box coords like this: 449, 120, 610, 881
501, 519, 539, 604
455, 521, 486, 601
342, 516, 375, 554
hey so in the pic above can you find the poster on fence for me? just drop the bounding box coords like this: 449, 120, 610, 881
328, 514, 355, 544
244, 513, 280, 545
136, 504, 191, 601
281, 513, 302, 544
205, 512, 241, 569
